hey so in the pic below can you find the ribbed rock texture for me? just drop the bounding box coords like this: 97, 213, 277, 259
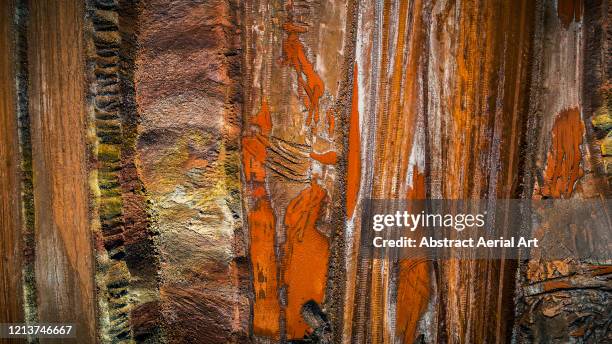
0, 0, 609, 343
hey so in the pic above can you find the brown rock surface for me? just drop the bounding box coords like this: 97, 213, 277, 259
0, 1, 609, 343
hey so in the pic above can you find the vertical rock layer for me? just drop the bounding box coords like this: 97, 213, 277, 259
27, 0, 96, 342
349, 0, 536, 342
242, 0, 350, 341
133, 0, 248, 342
516, 1, 612, 342
0, 0, 24, 329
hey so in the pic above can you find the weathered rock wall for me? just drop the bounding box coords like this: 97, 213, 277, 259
0, 1, 609, 343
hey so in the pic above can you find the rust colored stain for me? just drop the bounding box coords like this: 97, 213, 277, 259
310, 151, 338, 165
252, 99, 272, 136
406, 169, 426, 200
557, 0, 582, 27
243, 102, 272, 183
243, 134, 271, 183
346, 63, 361, 219
283, 182, 330, 339
541, 108, 584, 198
589, 265, 612, 276
283, 22, 325, 127
279, 16, 333, 339
326, 109, 335, 135
243, 100, 280, 337
366, 0, 428, 341
396, 170, 430, 343
542, 280, 573, 292
248, 198, 280, 337
397, 259, 430, 342
446, 0, 484, 199
571, 327, 586, 337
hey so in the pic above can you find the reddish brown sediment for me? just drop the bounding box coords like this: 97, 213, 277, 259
255, 3, 345, 340
0, 0, 24, 325
588, 265, 612, 276
406, 171, 426, 201
351, 0, 539, 341
326, 109, 336, 136
364, 0, 429, 341
243, 135, 271, 182
372, 0, 419, 201
4, 0, 609, 342
346, 63, 361, 220
310, 151, 339, 165
117, 1, 164, 336
243, 103, 273, 183
248, 198, 281, 337
557, 0, 583, 28
429, 1, 536, 342
396, 259, 431, 341
543, 280, 574, 292
243, 101, 281, 337
252, 99, 272, 136
27, 1, 96, 341
134, 1, 249, 341
540, 108, 585, 198
242, 1, 343, 340
396, 170, 430, 343
283, 181, 330, 339
283, 22, 325, 127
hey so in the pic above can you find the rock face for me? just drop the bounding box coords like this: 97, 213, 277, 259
0, 0, 609, 343
132, 0, 248, 342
